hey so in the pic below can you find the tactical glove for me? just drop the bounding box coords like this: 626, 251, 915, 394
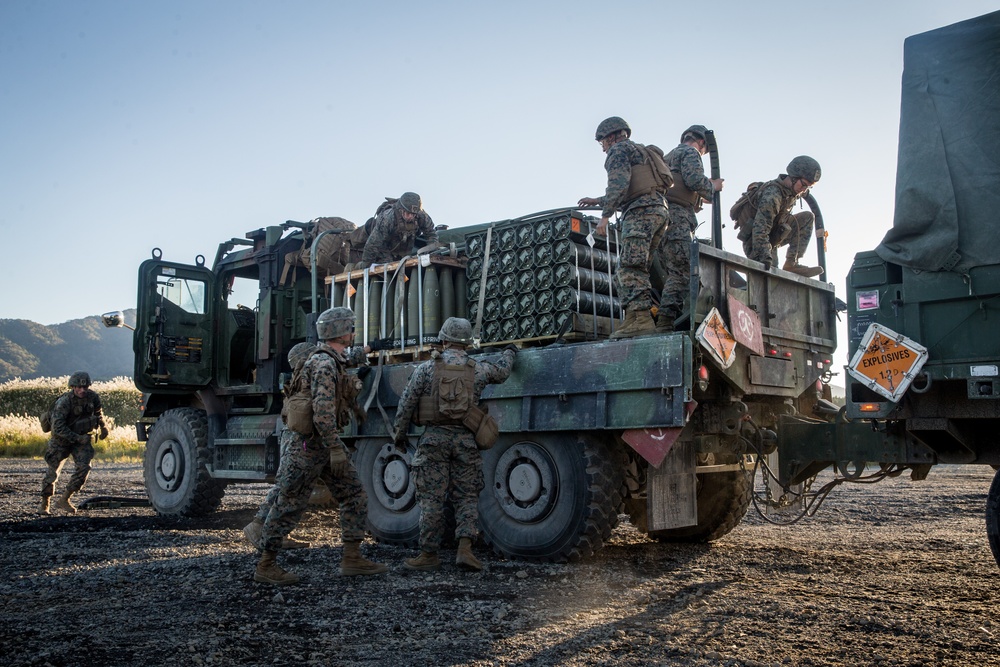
367, 337, 393, 353
504, 344, 519, 355
393, 431, 408, 454
416, 241, 441, 255
99, 425, 109, 441
329, 446, 350, 478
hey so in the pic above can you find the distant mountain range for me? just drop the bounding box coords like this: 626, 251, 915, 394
0, 310, 136, 382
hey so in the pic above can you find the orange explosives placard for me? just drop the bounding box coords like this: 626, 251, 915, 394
696, 307, 737, 369
847, 323, 928, 402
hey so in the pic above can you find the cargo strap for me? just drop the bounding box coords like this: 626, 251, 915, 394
363, 349, 394, 438
472, 223, 495, 347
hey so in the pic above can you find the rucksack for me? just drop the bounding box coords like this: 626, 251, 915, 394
730, 181, 765, 230
39, 392, 67, 433
282, 348, 365, 435
299, 216, 357, 273
635, 143, 675, 192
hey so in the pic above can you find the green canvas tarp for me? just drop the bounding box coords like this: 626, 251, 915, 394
876, 11, 1000, 273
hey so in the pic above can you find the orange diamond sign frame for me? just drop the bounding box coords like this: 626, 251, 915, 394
696, 307, 737, 369
847, 323, 929, 402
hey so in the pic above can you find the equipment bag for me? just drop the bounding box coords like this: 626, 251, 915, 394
730, 181, 765, 230
462, 404, 500, 451
38, 393, 65, 433
298, 216, 357, 274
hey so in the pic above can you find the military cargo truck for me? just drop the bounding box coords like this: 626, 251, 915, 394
111, 11, 1000, 567
120, 205, 836, 562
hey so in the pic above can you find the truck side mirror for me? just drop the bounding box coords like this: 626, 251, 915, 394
101, 311, 135, 331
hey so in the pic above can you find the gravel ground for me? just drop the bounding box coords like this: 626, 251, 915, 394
1, 458, 998, 667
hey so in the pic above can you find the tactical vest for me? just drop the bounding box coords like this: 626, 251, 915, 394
624, 143, 673, 204
415, 357, 477, 426
663, 146, 702, 208
387, 211, 420, 258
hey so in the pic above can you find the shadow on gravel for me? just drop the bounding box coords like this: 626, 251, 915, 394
0, 507, 257, 534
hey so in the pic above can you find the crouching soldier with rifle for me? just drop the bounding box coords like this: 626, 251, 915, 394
393, 318, 517, 571
39, 371, 108, 515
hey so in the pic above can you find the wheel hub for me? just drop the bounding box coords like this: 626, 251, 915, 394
371, 443, 415, 511
153, 439, 183, 492
492, 443, 556, 522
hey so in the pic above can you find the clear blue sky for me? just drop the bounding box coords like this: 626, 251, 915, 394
1, 0, 995, 362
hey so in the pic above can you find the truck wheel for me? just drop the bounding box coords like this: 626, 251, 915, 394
355, 439, 419, 547
646, 469, 751, 542
988, 467, 1000, 569
479, 432, 623, 563
144, 407, 225, 517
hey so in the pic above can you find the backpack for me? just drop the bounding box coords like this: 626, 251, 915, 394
299, 217, 357, 273
730, 181, 765, 230
282, 348, 365, 435
39, 393, 67, 433
626, 144, 674, 200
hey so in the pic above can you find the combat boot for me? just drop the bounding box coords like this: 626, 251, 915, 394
455, 538, 482, 571
340, 541, 389, 576
244, 518, 311, 550
654, 314, 674, 334
609, 309, 636, 340
39, 496, 51, 516
282, 535, 311, 550
610, 308, 656, 340
782, 261, 824, 278
242, 518, 263, 548
254, 550, 300, 586
54, 492, 76, 514
403, 551, 442, 571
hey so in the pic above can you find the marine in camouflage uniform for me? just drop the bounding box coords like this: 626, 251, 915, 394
360, 192, 438, 268
393, 317, 517, 571
39, 371, 108, 515
252, 309, 387, 586
578, 117, 669, 339
656, 125, 724, 332
739, 156, 824, 278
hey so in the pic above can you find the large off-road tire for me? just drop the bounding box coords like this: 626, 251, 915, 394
143, 407, 225, 517
355, 439, 419, 547
479, 432, 623, 563
988, 467, 1000, 569
645, 469, 751, 542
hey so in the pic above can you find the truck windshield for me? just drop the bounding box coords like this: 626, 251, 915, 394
158, 277, 206, 315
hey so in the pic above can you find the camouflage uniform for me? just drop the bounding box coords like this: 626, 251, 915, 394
740, 177, 814, 266
360, 207, 437, 268
393, 346, 516, 552
259, 344, 370, 551
597, 140, 669, 311
41, 389, 105, 501
657, 143, 715, 323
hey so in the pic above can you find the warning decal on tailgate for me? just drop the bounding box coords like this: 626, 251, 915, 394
847, 323, 928, 402
696, 307, 737, 369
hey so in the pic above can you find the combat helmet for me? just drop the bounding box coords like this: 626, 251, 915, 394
68, 371, 91, 388
437, 317, 474, 345
786, 155, 822, 183
681, 124, 709, 143
315, 307, 356, 340
287, 342, 315, 368
397, 192, 422, 214
595, 116, 632, 141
